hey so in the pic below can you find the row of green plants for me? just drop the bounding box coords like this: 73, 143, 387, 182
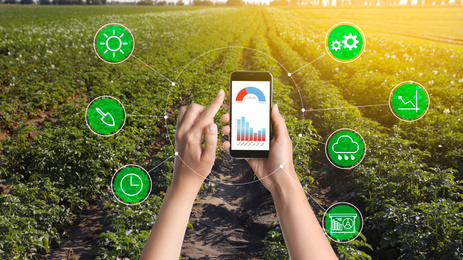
2, 6, 461, 259
262, 8, 463, 259
243, 14, 334, 259
92, 8, 265, 259
269, 8, 463, 177
258, 10, 374, 259
0, 7, 260, 258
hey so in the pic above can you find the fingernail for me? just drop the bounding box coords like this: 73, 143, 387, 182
218, 89, 224, 96
275, 104, 279, 112
208, 123, 217, 133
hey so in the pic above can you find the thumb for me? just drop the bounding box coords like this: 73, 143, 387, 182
202, 123, 218, 162
271, 104, 289, 141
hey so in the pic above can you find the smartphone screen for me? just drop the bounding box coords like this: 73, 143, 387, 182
229, 71, 272, 158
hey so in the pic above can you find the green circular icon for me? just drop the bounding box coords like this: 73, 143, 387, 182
323, 202, 363, 243
94, 23, 134, 64
389, 81, 429, 122
326, 129, 366, 169
111, 165, 152, 205
85, 96, 126, 136
325, 22, 365, 62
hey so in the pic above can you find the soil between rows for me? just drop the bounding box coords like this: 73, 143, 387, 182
181, 153, 276, 259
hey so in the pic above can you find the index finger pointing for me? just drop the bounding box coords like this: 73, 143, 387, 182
196, 89, 225, 125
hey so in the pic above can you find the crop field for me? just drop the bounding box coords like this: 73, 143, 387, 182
1, 5, 462, 260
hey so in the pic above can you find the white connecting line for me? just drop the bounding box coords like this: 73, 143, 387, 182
304, 104, 389, 112
129, 51, 367, 215
174, 152, 287, 186
132, 55, 175, 84
147, 154, 174, 173
290, 53, 327, 76
281, 167, 326, 212
149, 151, 327, 212
127, 114, 165, 117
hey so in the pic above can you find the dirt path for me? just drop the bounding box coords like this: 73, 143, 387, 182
42, 201, 108, 260
181, 153, 276, 259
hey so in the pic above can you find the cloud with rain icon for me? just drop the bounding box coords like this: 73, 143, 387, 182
332, 135, 360, 161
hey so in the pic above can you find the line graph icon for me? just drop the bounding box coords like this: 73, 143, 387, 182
398, 90, 420, 112
390, 81, 429, 122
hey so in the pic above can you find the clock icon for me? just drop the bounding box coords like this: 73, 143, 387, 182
111, 165, 152, 205
120, 173, 143, 196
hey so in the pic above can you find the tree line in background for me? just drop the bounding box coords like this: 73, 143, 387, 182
270, 0, 462, 5
3, 0, 462, 5
2, 0, 106, 4
136, 0, 247, 6
0, 0, 250, 5
136, 0, 242, 6
0, 0, 247, 4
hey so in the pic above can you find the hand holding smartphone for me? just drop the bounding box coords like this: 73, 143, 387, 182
229, 71, 273, 158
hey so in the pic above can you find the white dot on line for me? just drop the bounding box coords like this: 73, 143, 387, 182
298, 133, 303, 137
280, 164, 284, 169
174, 152, 178, 156
172, 82, 175, 86
164, 115, 168, 119
301, 108, 305, 112
288, 73, 292, 77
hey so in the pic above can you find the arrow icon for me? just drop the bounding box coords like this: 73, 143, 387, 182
96, 107, 115, 127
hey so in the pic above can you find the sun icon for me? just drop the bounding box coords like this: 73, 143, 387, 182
94, 23, 134, 64
101, 30, 129, 58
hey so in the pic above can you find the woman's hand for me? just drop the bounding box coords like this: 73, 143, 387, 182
140, 90, 225, 260
221, 104, 337, 259
173, 89, 225, 190
221, 104, 301, 194
143, 97, 336, 260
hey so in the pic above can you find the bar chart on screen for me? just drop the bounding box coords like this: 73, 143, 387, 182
236, 116, 267, 146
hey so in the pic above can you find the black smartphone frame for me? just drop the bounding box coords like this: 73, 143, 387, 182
229, 71, 273, 158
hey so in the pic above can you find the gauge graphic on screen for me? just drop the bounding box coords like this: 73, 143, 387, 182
236, 87, 266, 102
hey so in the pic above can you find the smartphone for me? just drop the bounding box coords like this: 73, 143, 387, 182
229, 71, 273, 158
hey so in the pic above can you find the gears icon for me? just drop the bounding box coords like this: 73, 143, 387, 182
326, 22, 365, 62
331, 40, 342, 51
330, 33, 360, 53
342, 33, 359, 51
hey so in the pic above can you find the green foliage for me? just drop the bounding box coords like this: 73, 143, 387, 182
226, 0, 245, 5
138, 0, 154, 5
336, 233, 373, 260
0, 178, 88, 259
0, 7, 263, 258
1, 6, 462, 260
261, 7, 462, 259
193, 0, 214, 5
95, 196, 163, 259
262, 225, 289, 260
